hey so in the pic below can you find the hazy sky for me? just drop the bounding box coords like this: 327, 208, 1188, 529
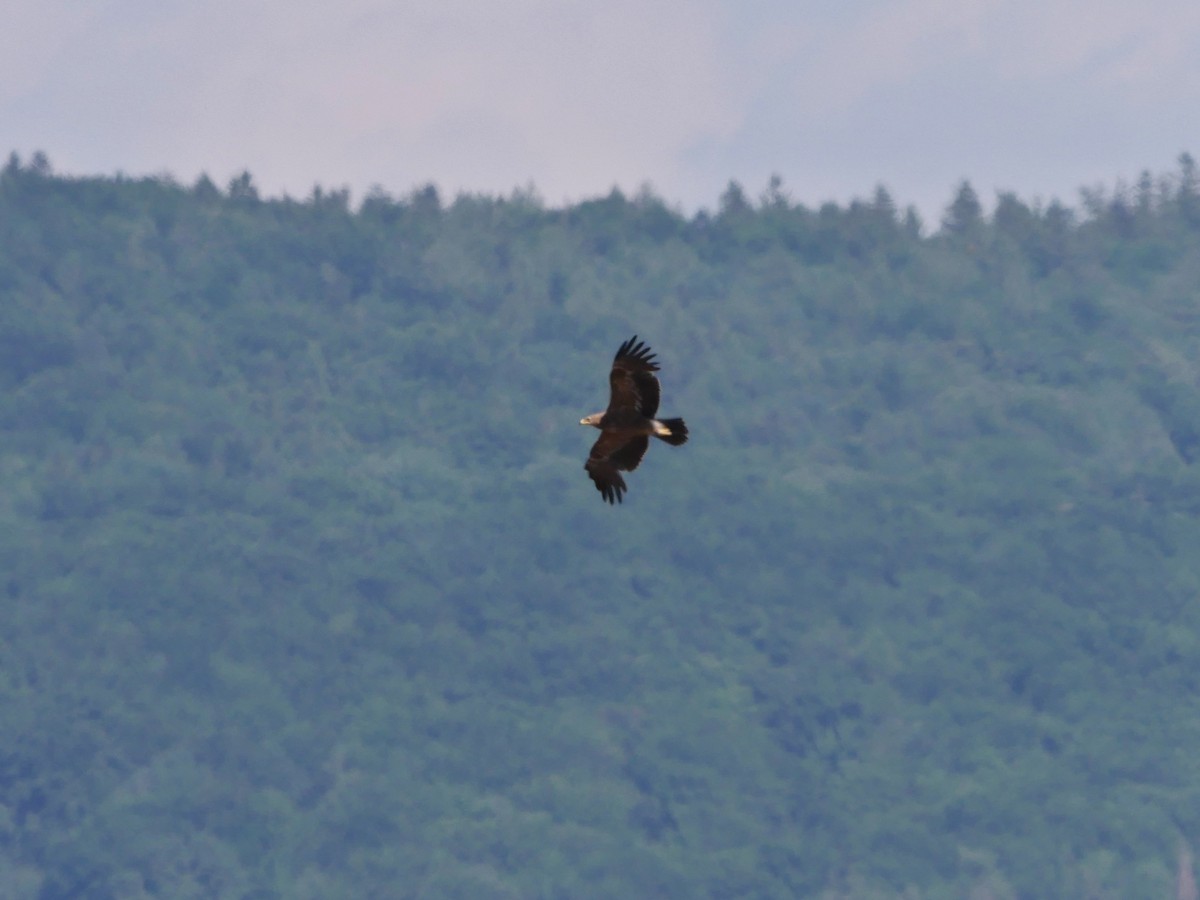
4, 0, 1199, 220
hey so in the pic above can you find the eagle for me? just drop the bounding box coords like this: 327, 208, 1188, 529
580, 336, 688, 504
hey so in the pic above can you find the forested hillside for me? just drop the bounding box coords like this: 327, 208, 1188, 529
4, 151, 1200, 898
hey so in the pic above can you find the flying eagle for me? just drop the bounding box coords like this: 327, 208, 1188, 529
580, 336, 688, 504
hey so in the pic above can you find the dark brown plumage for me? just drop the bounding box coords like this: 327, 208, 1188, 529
580, 336, 688, 504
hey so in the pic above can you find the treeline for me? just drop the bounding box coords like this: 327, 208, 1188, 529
2, 150, 1200, 897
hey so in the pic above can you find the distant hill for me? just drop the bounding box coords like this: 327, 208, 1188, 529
3, 151, 1200, 898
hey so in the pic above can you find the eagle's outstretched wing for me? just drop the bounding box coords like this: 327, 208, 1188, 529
585, 432, 651, 504
607, 335, 661, 418
584, 457, 625, 505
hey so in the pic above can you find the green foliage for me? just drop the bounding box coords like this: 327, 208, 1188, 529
3, 152, 1200, 897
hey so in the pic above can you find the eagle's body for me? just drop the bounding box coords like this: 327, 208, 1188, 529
580, 336, 688, 504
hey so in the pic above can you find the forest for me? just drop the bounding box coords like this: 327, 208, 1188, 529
3, 149, 1200, 898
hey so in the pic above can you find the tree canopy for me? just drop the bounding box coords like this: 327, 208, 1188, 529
4, 151, 1200, 897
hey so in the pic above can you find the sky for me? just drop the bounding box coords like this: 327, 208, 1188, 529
3, 0, 1199, 222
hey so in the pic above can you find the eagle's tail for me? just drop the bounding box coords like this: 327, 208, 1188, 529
654, 418, 688, 446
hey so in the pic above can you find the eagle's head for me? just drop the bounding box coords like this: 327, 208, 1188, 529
580, 413, 603, 428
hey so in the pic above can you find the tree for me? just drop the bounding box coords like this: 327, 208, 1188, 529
942, 179, 983, 237
1178, 151, 1199, 227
